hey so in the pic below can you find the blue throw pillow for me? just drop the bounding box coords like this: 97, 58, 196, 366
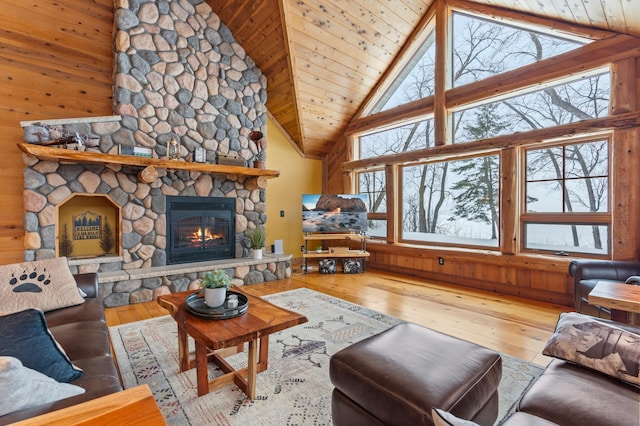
0, 309, 83, 383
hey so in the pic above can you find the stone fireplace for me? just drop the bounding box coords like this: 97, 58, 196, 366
20, 0, 291, 307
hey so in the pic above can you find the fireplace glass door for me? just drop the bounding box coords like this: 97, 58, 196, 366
167, 196, 235, 264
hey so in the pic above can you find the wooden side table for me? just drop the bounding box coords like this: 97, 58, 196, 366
157, 287, 307, 399
588, 281, 640, 322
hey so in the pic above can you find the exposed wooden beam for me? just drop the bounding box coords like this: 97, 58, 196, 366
342, 111, 640, 171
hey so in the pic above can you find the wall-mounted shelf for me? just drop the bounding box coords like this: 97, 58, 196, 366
18, 143, 279, 178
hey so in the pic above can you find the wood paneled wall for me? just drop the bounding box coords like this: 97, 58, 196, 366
0, 0, 114, 264
365, 243, 574, 305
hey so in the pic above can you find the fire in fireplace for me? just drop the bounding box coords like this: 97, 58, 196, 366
166, 196, 235, 264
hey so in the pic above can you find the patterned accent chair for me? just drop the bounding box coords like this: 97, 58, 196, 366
568, 259, 640, 325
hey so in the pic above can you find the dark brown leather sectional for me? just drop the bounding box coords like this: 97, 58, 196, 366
501, 318, 640, 426
0, 273, 122, 425
331, 319, 640, 426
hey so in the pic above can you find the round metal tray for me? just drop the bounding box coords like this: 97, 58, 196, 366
185, 290, 248, 319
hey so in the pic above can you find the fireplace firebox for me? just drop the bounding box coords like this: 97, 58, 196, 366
166, 196, 235, 265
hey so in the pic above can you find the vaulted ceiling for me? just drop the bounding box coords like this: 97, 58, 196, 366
207, 0, 640, 158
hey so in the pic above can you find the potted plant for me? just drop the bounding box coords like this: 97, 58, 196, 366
200, 270, 231, 307
253, 149, 266, 169
246, 225, 266, 259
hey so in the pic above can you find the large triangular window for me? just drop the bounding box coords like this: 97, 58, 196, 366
452, 12, 588, 87
370, 30, 436, 114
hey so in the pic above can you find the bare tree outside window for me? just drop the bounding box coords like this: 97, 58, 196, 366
525, 141, 609, 254
358, 11, 609, 253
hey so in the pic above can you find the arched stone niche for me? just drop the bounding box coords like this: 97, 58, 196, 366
56, 193, 121, 259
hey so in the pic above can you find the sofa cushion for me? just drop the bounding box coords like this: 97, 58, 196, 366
542, 312, 639, 385
45, 298, 105, 328
48, 321, 112, 361
0, 309, 83, 383
516, 359, 639, 425
70, 356, 123, 396
0, 257, 84, 316
0, 357, 85, 417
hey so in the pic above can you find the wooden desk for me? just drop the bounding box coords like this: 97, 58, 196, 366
589, 281, 640, 322
157, 287, 307, 399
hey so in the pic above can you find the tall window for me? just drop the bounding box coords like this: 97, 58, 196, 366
359, 170, 387, 237
523, 139, 609, 255
401, 154, 500, 247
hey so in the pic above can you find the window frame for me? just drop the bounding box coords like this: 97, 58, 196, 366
519, 136, 611, 256
344, 2, 635, 260
396, 151, 501, 250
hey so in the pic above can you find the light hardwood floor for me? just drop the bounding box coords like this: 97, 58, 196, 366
105, 269, 570, 366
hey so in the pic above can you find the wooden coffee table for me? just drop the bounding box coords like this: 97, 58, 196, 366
588, 281, 640, 322
157, 287, 307, 399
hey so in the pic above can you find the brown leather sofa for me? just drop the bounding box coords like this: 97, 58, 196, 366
0, 273, 123, 424
568, 259, 640, 324
501, 318, 640, 426
331, 318, 639, 426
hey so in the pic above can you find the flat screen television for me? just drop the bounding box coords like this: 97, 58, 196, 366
302, 194, 368, 233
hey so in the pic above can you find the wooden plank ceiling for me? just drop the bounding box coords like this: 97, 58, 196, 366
207, 0, 640, 158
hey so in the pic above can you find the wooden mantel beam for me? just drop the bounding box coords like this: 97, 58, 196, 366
18, 144, 280, 179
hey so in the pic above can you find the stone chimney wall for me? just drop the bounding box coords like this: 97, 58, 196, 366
113, 0, 267, 164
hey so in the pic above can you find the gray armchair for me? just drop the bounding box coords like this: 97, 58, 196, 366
568, 259, 640, 324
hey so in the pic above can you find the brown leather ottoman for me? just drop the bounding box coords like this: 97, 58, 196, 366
329, 323, 502, 426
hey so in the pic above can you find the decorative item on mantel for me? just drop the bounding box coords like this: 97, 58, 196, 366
200, 270, 231, 308
246, 225, 266, 259
23, 123, 99, 151
249, 130, 266, 169
167, 137, 180, 160
217, 152, 246, 167
194, 147, 206, 163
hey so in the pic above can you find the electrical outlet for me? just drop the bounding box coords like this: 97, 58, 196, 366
301, 245, 305, 252
438, 257, 445, 265
280, 210, 285, 217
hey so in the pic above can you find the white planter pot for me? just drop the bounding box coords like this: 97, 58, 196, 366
204, 287, 226, 308
252, 248, 263, 259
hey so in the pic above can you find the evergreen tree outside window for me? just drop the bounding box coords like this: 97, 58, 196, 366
401, 153, 500, 247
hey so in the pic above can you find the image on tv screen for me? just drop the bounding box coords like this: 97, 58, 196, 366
302, 194, 368, 233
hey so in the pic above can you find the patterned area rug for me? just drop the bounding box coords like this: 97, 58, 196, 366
109, 288, 542, 425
